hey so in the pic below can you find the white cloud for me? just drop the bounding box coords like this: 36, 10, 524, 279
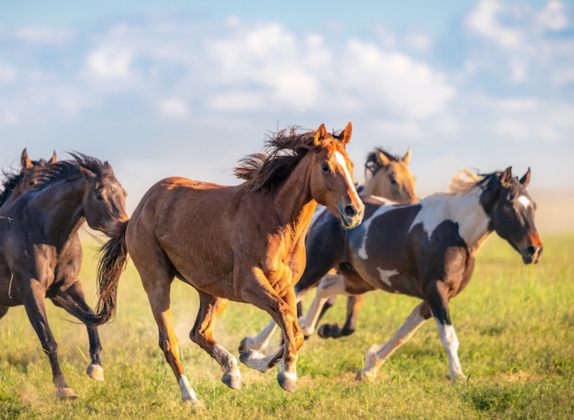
467, 0, 522, 48
405, 33, 432, 52
159, 98, 188, 118
14, 26, 71, 44
344, 39, 456, 119
538, 0, 568, 31
87, 48, 132, 79
0, 110, 19, 125
0, 66, 17, 83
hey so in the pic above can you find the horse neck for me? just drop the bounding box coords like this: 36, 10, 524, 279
444, 187, 492, 251
271, 154, 317, 239
30, 177, 87, 248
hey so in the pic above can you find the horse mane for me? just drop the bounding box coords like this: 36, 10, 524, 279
234, 127, 320, 193
26, 152, 113, 192
448, 169, 500, 195
365, 147, 400, 174
0, 169, 24, 207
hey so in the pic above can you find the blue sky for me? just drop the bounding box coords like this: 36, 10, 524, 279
1, 1, 573, 207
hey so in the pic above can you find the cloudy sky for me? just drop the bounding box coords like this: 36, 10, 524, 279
1, 0, 573, 207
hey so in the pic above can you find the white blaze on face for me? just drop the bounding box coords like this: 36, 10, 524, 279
334, 151, 360, 204
518, 195, 531, 208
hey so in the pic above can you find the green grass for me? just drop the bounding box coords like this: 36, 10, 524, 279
1, 235, 573, 419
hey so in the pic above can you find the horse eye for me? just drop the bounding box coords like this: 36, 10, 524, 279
110, 186, 117, 194
390, 177, 398, 185
321, 161, 330, 173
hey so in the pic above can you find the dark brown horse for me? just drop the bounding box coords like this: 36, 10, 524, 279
241, 147, 419, 352
92, 123, 364, 406
297, 168, 542, 381
0, 154, 127, 399
1, 149, 109, 385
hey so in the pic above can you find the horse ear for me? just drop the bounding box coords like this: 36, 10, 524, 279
313, 124, 328, 146
377, 151, 390, 166
500, 166, 513, 187
402, 147, 412, 164
48, 150, 58, 164
520, 167, 531, 187
21, 148, 32, 169
340, 122, 353, 145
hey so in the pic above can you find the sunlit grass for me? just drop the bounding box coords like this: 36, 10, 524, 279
1, 235, 573, 418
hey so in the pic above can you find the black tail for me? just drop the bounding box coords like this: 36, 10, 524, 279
92, 220, 129, 325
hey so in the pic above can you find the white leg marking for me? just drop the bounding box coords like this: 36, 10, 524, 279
178, 375, 198, 402
361, 303, 427, 379
300, 274, 346, 336
376, 268, 398, 288
435, 320, 466, 381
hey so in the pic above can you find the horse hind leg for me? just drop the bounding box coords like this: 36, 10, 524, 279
50, 281, 104, 381
318, 294, 364, 339
137, 259, 201, 406
190, 291, 240, 390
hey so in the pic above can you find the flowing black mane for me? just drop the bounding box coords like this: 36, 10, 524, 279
26, 153, 113, 192
0, 169, 24, 207
234, 128, 320, 193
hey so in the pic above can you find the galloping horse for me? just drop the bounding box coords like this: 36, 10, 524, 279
92, 123, 364, 405
0, 154, 127, 399
296, 167, 542, 382
1, 149, 109, 385
241, 147, 419, 353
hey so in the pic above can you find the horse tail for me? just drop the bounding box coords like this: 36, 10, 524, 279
92, 220, 129, 325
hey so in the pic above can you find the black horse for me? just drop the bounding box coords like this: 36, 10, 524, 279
0, 153, 127, 399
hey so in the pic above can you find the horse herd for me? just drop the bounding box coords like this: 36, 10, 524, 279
0, 123, 543, 407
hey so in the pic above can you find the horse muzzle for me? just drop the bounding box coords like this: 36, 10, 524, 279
337, 202, 364, 230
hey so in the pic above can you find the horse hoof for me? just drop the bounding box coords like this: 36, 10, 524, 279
222, 371, 241, 390
318, 323, 336, 338
451, 373, 468, 383
57, 387, 78, 400
355, 369, 375, 383
184, 398, 206, 411
277, 370, 297, 393
86, 363, 105, 382
239, 336, 257, 353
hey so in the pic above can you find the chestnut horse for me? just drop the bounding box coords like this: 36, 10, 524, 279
92, 123, 364, 405
298, 168, 542, 382
241, 147, 419, 353
0, 154, 127, 399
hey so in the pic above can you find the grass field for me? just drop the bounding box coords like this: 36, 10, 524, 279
1, 234, 573, 419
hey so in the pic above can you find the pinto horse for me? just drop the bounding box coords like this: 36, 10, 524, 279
0, 154, 127, 399
92, 123, 364, 405
296, 167, 542, 382
242, 147, 419, 352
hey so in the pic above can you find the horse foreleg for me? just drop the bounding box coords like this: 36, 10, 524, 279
51, 281, 104, 381
300, 273, 346, 337
426, 282, 466, 382
22, 279, 77, 400
357, 302, 430, 382
239, 268, 303, 392
190, 291, 240, 390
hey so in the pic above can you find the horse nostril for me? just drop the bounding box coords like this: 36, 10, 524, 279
527, 245, 536, 256
344, 205, 357, 218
